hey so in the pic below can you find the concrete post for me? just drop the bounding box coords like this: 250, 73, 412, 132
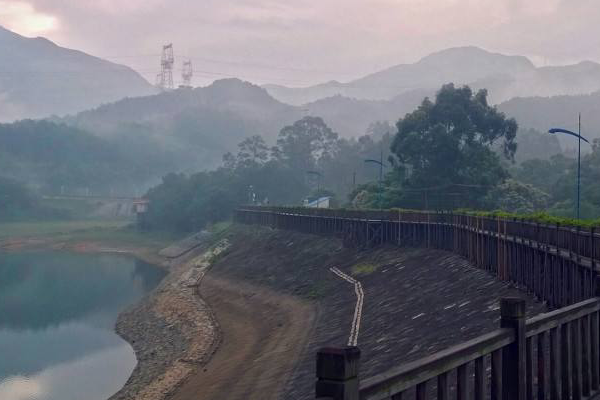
500, 297, 526, 400
316, 347, 360, 400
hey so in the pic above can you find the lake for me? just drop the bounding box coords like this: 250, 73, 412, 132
0, 251, 166, 400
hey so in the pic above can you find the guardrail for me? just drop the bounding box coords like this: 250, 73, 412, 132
316, 294, 600, 400
235, 207, 599, 309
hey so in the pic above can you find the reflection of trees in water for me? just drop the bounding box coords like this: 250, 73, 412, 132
0, 252, 166, 331
133, 258, 166, 292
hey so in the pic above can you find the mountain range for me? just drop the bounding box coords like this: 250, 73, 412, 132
264, 47, 600, 106
2, 31, 599, 194
0, 25, 156, 121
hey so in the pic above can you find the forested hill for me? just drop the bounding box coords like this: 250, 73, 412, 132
0, 120, 173, 195
60, 79, 305, 172
0, 25, 156, 122
67, 78, 301, 139
498, 91, 600, 147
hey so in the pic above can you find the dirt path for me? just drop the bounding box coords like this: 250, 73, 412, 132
169, 273, 316, 400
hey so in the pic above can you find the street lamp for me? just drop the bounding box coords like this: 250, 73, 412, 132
549, 114, 591, 219
364, 149, 388, 209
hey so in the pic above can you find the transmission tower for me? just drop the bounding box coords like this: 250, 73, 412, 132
181, 59, 193, 88
155, 43, 174, 90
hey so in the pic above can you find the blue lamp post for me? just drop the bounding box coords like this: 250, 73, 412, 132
549, 114, 590, 219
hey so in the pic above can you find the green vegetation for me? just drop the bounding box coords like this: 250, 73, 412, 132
456, 210, 600, 229
353, 84, 517, 210
0, 176, 68, 221
143, 116, 390, 231
0, 219, 182, 248
0, 119, 179, 204
0, 220, 127, 240
351, 262, 378, 276
139, 83, 600, 233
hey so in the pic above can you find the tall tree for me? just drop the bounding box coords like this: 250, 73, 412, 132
391, 84, 517, 194
275, 116, 339, 172
236, 135, 269, 168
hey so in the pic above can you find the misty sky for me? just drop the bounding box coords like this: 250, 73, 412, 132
1, 0, 599, 87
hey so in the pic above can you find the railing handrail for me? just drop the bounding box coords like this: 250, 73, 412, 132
525, 297, 600, 338
358, 328, 514, 399
357, 297, 600, 399
239, 206, 600, 234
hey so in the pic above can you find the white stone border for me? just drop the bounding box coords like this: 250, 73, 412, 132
330, 267, 364, 346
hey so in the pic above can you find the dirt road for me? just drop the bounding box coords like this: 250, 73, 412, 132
169, 273, 315, 400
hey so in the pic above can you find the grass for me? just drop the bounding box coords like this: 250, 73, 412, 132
305, 281, 329, 299
208, 220, 233, 235
0, 219, 128, 239
352, 262, 378, 276
0, 219, 185, 249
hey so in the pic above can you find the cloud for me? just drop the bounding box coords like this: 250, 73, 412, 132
1, 0, 599, 87
0, 1, 58, 36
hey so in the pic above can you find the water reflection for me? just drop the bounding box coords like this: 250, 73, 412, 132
0, 251, 165, 400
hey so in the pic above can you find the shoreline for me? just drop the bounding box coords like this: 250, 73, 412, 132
0, 232, 224, 400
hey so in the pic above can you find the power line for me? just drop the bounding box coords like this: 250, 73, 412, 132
99, 52, 358, 76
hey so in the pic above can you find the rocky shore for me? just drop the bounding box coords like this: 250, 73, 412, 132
109, 239, 230, 400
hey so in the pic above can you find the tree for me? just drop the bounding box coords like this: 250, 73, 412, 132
485, 179, 550, 213
275, 116, 339, 172
236, 135, 269, 168
391, 84, 517, 199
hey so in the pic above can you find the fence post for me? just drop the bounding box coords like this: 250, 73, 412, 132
501, 297, 526, 400
316, 347, 360, 400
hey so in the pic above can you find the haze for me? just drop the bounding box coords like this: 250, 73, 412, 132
1, 0, 599, 87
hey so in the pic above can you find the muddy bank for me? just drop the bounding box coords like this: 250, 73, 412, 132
169, 275, 315, 400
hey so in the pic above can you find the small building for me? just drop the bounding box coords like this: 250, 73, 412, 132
304, 196, 332, 208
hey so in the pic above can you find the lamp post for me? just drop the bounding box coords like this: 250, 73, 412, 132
549, 114, 591, 219
306, 170, 323, 207
365, 149, 387, 209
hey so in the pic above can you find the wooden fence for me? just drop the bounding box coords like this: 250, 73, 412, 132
316, 295, 600, 400
235, 207, 599, 309
235, 207, 600, 399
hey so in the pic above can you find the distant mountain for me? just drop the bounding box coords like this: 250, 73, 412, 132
303, 89, 430, 137
264, 47, 600, 105
0, 26, 156, 121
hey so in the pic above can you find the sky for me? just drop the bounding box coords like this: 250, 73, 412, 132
1, 0, 599, 87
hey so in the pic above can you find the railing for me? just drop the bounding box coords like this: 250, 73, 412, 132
316, 294, 600, 400
235, 207, 600, 398
236, 207, 599, 308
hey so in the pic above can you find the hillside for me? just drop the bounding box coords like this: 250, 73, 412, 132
65, 78, 561, 170
264, 47, 600, 105
303, 89, 430, 137
0, 26, 156, 122
498, 91, 600, 147
0, 119, 173, 195
64, 79, 304, 171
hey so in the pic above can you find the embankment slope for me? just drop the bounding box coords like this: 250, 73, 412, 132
177, 225, 546, 400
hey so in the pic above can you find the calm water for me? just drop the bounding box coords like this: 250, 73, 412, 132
0, 251, 166, 400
